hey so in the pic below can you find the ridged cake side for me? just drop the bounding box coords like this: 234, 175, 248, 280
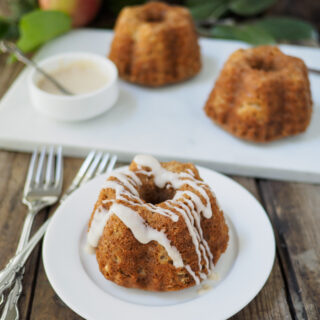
109, 2, 201, 87
204, 46, 312, 142
87, 156, 229, 291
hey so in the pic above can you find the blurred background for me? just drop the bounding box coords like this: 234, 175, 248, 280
0, 0, 319, 56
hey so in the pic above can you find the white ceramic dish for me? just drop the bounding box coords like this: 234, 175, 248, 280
28, 52, 118, 121
0, 30, 319, 182
43, 166, 275, 320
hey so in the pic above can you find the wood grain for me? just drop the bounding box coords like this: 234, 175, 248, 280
0, 11, 318, 319
0, 152, 48, 319
0, 52, 39, 319
230, 177, 291, 320
259, 180, 320, 320
0, 54, 24, 97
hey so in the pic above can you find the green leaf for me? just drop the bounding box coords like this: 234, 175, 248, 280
254, 17, 318, 41
9, 0, 38, 21
229, 0, 276, 16
188, 0, 229, 20
186, 0, 212, 6
187, 0, 276, 21
17, 10, 71, 52
4, 23, 19, 40
189, 3, 221, 20
211, 24, 276, 45
0, 18, 10, 39
208, 2, 230, 19
0, 17, 19, 40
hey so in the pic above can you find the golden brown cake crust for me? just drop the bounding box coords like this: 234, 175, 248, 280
204, 46, 313, 142
108, 1, 201, 87
89, 159, 229, 291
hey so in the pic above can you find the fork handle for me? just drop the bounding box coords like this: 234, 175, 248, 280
16, 206, 41, 252
0, 217, 51, 297
0, 275, 22, 320
0, 204, 45, 319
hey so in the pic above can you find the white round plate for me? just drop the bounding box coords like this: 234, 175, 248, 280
43, 166, 275, 320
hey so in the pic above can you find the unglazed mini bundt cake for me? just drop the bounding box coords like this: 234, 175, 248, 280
204, 46, 312, 142
108, 2, 201, 87
87, 155, 229, 291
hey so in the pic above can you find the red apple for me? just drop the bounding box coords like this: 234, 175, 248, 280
39, 0, 101, 27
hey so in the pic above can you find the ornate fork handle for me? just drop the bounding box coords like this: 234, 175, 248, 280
0, 276, 22, 320
0, 146, 62, 320
0, 268, 17, 301
0, 218, 51, 298
0, 150, 116, 318
0, 203, 45, 320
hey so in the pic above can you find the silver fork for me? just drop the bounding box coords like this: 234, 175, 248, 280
0, 151, 117, 308
0, 146, 63, 320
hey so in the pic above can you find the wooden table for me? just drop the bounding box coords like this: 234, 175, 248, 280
0, 53, 319, 320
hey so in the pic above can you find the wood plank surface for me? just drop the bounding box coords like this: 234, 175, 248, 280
259, 180, 320, 320
230, 177, 291, 320
0, 9, 318, 319
0, 152, 48, 319
0, 56, 42, 319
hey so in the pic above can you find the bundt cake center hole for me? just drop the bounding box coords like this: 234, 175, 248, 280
139, 185, 175, 205
249, 58, 274, 71
144, 10, 165, 23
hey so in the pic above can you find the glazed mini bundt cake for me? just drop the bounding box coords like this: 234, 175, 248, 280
204, 46, 312, 142
87, 155, 229, 291
108, 2, 201, 87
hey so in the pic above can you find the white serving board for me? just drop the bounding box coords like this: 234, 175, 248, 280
0, 29, 319, 183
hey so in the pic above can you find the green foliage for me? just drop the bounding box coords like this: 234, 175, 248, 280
187, 0, 276, 20
9, 0, 38, 20
255, 17, 318, 41
204, 17, 318, 45
188, 0, 318, 44
229, 0, 276, 16
0, 0, 317, 53
211, 24, 276, 45
0, 18, 9, 39
17, 10, 71, 52
188, 0, 229, 20
0, 18, 19, 40
0, 0, 38, 44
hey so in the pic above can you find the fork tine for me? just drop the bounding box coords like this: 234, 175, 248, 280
60, 150, 96, 202
35, 147, 46, 185
55, 146, 63, 188
71, 150, 96, 187
81, 152, 103, 184
105, 155, 117, 175
95, 153, 110, 176
45, 146, 54, 187
23, 148, 38, 194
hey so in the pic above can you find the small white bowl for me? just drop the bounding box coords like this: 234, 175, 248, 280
28, 52, 119, 121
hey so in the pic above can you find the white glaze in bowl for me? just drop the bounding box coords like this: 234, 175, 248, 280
28, 52, 119, 121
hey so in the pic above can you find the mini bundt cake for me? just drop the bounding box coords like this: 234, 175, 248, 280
108, 2, 201, 87
87, 155, 229, 291
204, 46, 312, 142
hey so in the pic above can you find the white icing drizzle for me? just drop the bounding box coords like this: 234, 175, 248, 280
87, 155, 218, 285
87, 206, 110, 247
111, 203, 183, 268
185, 265, 200, 285
165, 200, 203, 272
